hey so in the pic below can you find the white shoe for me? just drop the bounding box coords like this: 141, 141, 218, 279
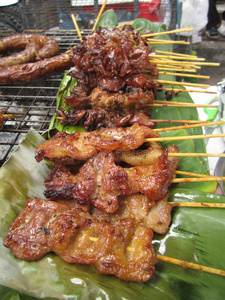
217, 21, 225, 36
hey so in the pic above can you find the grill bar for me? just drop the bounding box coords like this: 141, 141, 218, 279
0, 30, 83, 166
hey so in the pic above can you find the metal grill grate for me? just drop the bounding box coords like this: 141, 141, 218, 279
0, 29, 89, 166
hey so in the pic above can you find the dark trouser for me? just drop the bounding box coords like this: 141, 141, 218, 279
206, 0, 221, 30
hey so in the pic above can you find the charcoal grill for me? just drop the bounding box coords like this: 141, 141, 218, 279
0, 29, 92, 166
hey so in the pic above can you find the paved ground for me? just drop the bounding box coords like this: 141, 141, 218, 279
192, 0, 225, 86
192, 35, 225, 86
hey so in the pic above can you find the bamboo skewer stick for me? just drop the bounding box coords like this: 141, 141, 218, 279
175, 170, 210, 177
88, 237, 225, 276
136, 26, 145, 31
157, 254, 225, 277
149, 54, 205, 61
141, 26, 193, 37
158, 87, 217, 94
154, 60, 220, 67
169, 202, 225, 208
92, 0, 107, 32
159, 71, 210, 79
157, 79, 210, 89
71, 14, 82, 41
172, 176, 225, 183
158, 67, 197, 73
1, 113, 24, 119
148, 40, 190, 45
145, 133, 225, 142
117, 21, 132, 29
153, 100, 217, 108
155, 49, 198, 58
169, 153, 225, 158
151, 119, 214, 124
150, 103, 213, 108
154, 120, 225, 132
158, 63, 201, 70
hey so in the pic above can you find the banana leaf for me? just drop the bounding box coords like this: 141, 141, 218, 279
96, 9, 118, 29
0, 13, 223, 300
0, 128, 225, 300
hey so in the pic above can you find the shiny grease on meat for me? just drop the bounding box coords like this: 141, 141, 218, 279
56, 26, 161, 129
0, 52, 73, 85
35, 124, 159, 164
4, 198, 158, 282
43, 146, 178, 213
0, 34, 59, 68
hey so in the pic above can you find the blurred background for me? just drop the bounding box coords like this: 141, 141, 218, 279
0, 0, 224, 84
0, 0, 177, 34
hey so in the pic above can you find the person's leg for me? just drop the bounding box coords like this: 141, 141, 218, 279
206, 0, 225, 37
206, 0, 220, 30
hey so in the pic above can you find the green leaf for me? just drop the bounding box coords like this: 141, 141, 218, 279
0, 130, 225, 300
158, 129, 216, 192
49, 73, 85, 134
132, 18, 172, 52
96, 9, 118, 29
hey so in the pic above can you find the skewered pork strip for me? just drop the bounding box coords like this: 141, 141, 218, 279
57, 108, 155, 131
69, 26, 158, 78
4, 198, 157, 282
44, 146, 178, 213
35, 124, 159, 165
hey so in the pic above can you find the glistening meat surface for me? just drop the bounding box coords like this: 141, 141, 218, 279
44, 146, 178, 213
4, 198, 157, 282
0, 33, 59, 68
35, 124, 159, 164
0, 52, 73, 85
91, 193, 172, 235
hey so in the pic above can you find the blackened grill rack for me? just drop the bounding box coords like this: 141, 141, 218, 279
0, 29, 90, 166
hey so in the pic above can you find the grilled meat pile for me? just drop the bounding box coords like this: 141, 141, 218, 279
4, 124, 179, 282
57, 25, 160, 130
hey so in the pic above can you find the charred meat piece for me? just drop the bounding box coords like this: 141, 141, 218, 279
4, 198, 157, 282
69, 26, 158, 78
65, 86, 155, 113
124, 146, 178, 201
44, 151, 128, 213
90, 87, 154, 113
56, 108, 155, 131
44, 147, 178, 213
61, 26, 160, 129
35, 124, 159, 164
